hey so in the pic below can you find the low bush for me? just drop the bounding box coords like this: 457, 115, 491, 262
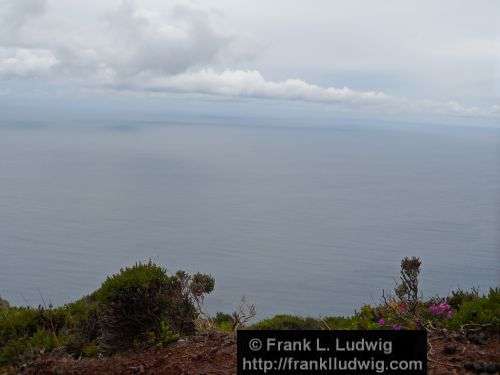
321, 306, 379, 330
0, 307, 68, 365
95, 261, 178, 353
63, 298, 99, 357
252, 315, 323, 330
95, 262, 214, 353
213, 312, 234, 332
250, 311, 380, 331
447, 288, 499, 329
165, 271, 214, 335
0, 261, 215, 365
447, 287, 480, 310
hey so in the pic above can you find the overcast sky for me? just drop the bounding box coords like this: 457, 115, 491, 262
1, 0, 499, 126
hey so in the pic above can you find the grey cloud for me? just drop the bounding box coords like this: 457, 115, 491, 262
0, 0, 47, 44
0, 0, 497, 121
0, 0, 55, 77
0, 0, 236, 79
102, 1, 231, 77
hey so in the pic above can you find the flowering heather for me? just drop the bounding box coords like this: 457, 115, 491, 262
377, 318, 385, 326
429, 302, 453, 318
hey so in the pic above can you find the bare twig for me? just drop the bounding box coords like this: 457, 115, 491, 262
231, 297, 256, 330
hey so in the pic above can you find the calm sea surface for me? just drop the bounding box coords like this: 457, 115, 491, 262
0, 121, 498, 316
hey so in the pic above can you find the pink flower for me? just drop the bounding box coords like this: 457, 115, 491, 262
377, 318, 385, 326
392, 324, 402, 330
428, 302, 453, 319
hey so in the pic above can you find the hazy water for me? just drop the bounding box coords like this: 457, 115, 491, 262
0, 121, 498, 317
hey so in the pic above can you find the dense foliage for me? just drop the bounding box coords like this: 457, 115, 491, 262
446, 288, 499, 329
0, 261, 214, 365
249, 289, 499, 331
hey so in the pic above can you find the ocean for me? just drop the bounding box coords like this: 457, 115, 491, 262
0, 121, 498, 317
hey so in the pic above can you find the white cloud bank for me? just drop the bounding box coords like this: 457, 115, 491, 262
0, 0, 498, 120
113, 69, 500, 117
0, 47, 58, 76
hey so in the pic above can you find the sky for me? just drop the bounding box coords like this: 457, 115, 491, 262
1, 0, 499, 126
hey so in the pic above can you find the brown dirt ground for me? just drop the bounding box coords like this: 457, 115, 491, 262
427, 329, 499, 375
10, 330, 500, 375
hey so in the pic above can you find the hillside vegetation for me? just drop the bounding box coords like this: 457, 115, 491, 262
0, 258, 498, 372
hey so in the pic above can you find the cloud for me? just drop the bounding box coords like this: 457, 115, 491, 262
0, 0, 55, 76
0, 0, 498, 121
0, 47, 57, 76
109, 68, 499, 118
0, 0, 235, 78
113, 69, 390, 104
101, 1, 232, 77
0, 0, 47, 44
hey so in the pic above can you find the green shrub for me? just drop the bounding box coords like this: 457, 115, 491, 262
251, 307, 381, 331
66, 298, 99, 341
322, 306, 379, 330
0, 305, 74, 365
163, 271, 198, 335
213, 312, 234, 332
94, 262, 173, 304
0, 261, 215, 366
95, 261, 179, 352
81, 343, 98, 358
447, 287, 480, 310
63, 298, 100, 357
321, 316, 358, 330
0, 337, 31, 366
354, 305, 379, 329
0, 307, 40, 347
447, 288, 500, 329
0, 329, 63, 366
94, 261, 214, 353
0, 261, 215, 364
189, 273, 215, 300
156, 321, 180, 347
252, 315, 323, 330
